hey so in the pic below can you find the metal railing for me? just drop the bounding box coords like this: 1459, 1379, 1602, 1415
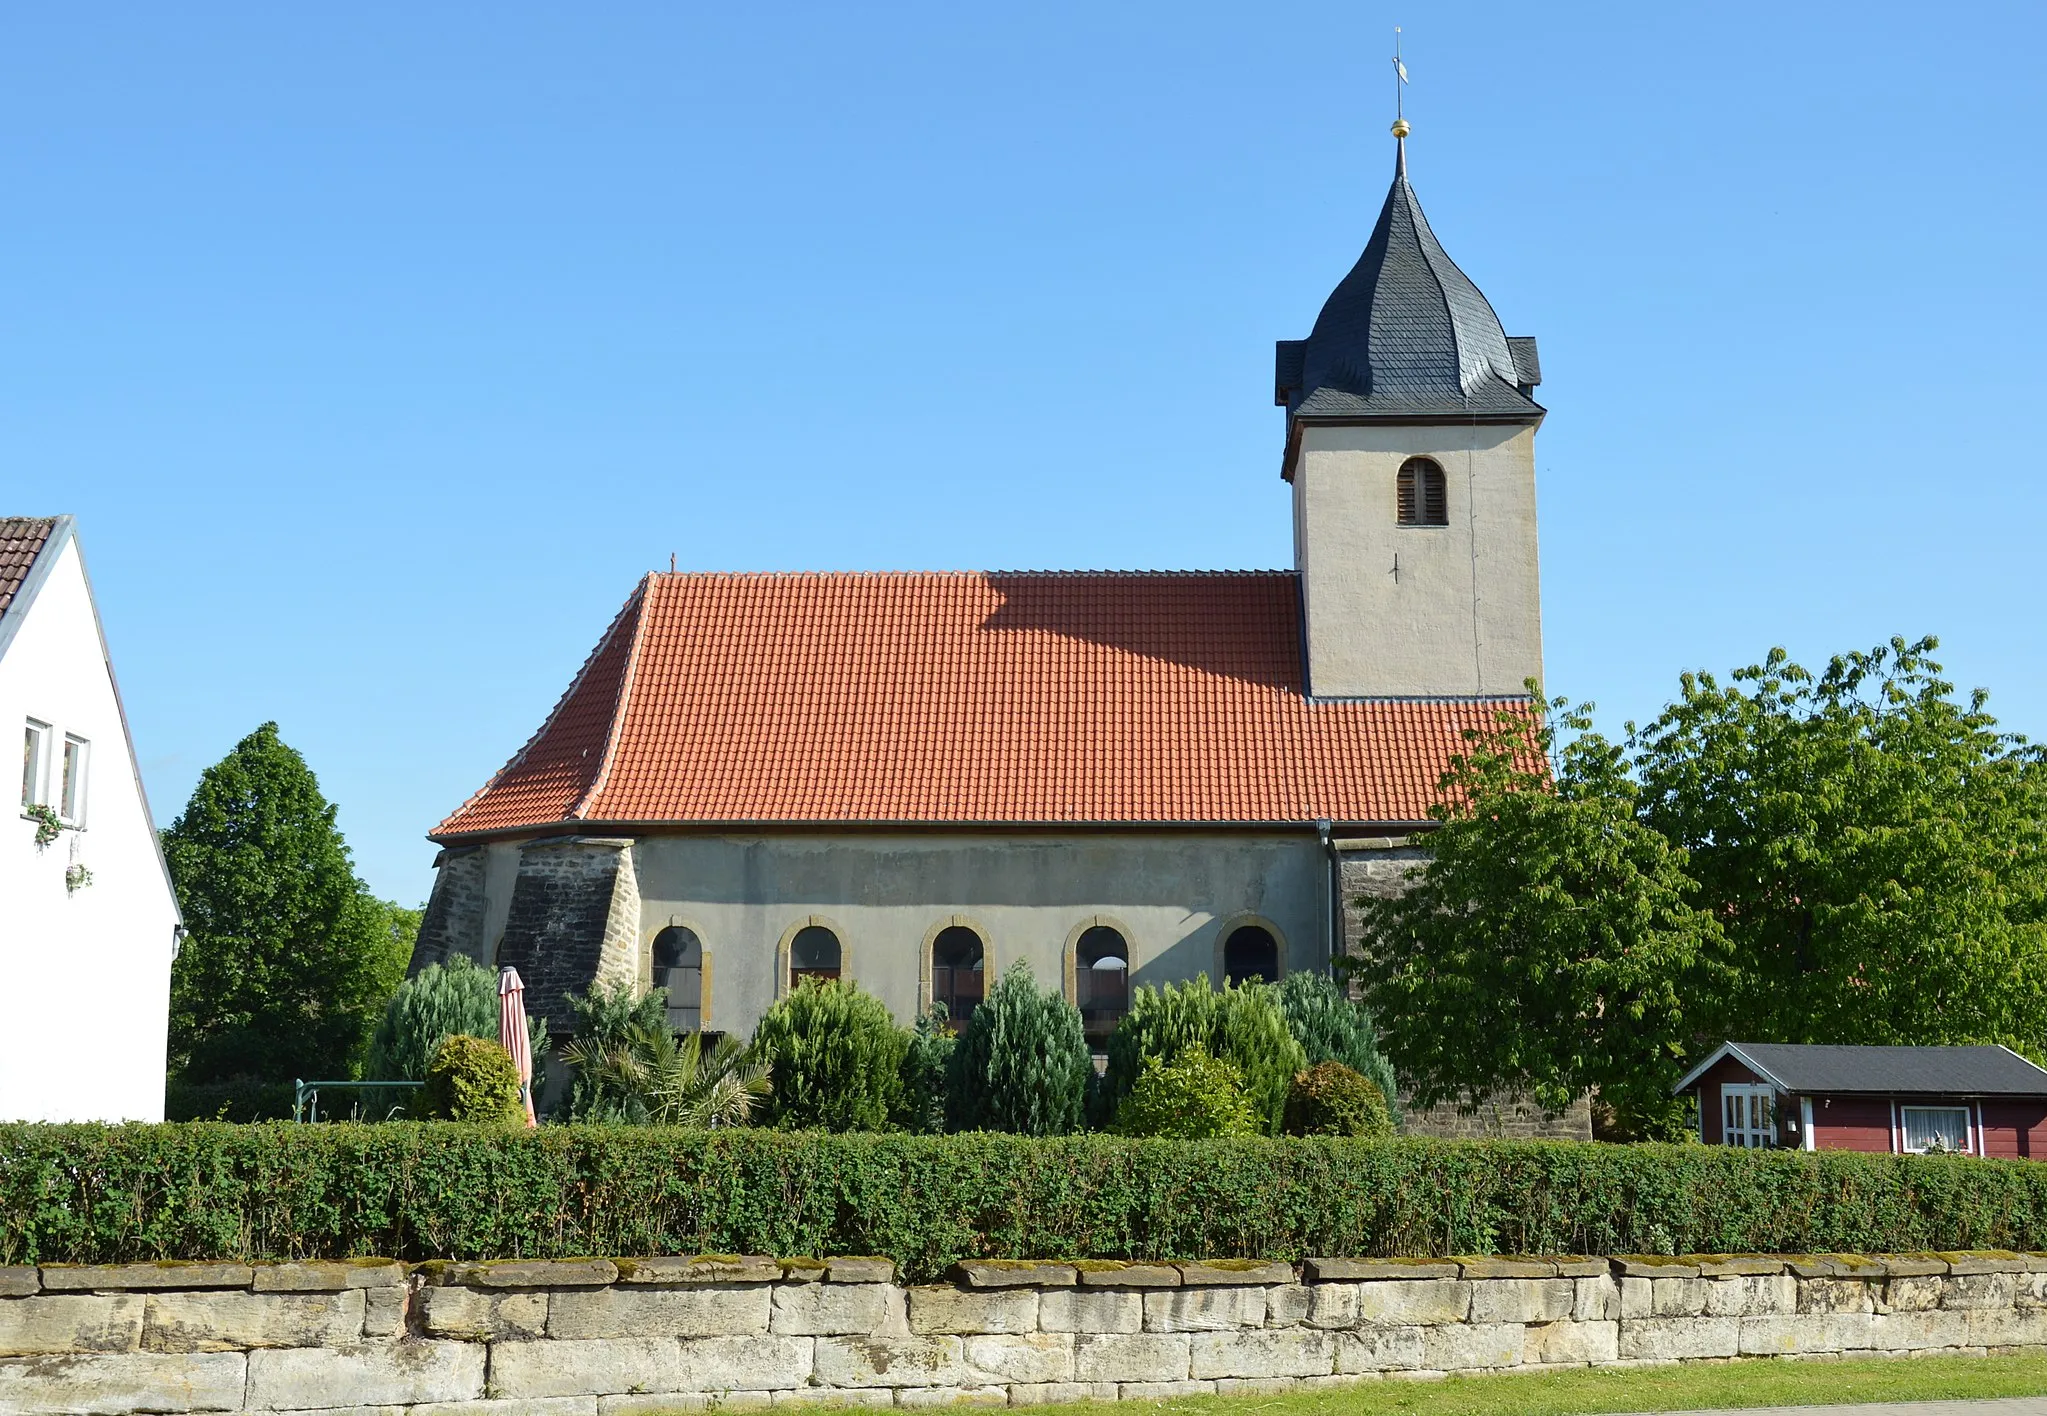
292, 1079, 423, 1124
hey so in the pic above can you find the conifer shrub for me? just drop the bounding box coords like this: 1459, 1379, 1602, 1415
417, 1036, 524, 1123
945, 963, 1090, 1135
751, 979, 907, 1131
1284, 1061, 1395, 1138
1113, 1046, 1260, 1138
895, 1008, 955, 1134
1104, 976, 1305, 1134
1276, 972, 1401, 1126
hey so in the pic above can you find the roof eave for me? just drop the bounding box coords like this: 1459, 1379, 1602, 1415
428, 815, 1444, 847
1281, 405, 1548, 482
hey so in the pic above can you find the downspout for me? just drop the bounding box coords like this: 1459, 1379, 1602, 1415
1317, 820, 1339, 975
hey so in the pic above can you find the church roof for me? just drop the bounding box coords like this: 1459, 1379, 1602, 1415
433, 570, 1527, 838
1275, 142, 1542, 432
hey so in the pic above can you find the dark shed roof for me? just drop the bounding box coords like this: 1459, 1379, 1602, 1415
1678, 1042, 2047, 1098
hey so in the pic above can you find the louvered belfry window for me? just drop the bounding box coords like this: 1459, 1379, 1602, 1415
1396, 457, 1449, 527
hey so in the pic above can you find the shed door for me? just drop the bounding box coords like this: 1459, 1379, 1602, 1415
1723, 1084, 1775, 1148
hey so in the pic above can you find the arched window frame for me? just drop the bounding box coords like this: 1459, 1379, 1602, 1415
1065, 916, 1134, 1048
922, 917, 989, 1028
648, 921, 707, 1033
1215, 914, 1287, 986
777, 916, 848, 996
1396, 456, 1449, 527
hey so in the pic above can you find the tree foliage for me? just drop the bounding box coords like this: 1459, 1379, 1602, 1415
365, 956, 498, 1087
1275, 972, 1401, 1126
895, 1008, 955, 1134
750, 979, 907, 1131
417, 1035, 523, 1123
945, 963, 1091, 1135
1284, 1062, 1395, 1138
1113, 1047, 1259, 1138
1103, 976, 1306, 1135
164, 723, 400, 1084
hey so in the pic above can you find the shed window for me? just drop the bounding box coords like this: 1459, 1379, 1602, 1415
1076, 925, 1130, 1045
931, 925, 984, 1026
1722, 1083, 1775, 1148
60, 734, 89, 826
790, 926, 841, 988
1901, 1105, 1971, 1154
1396, 457, 1448, 527
653, 926, 703, 1033
22, 720, 50, 808
1223, 925, 1279, 985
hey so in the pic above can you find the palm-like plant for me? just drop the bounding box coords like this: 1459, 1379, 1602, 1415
559, 982, 771, 1126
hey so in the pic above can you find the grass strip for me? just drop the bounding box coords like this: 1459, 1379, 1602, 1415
1076, 1354, 2047, 1416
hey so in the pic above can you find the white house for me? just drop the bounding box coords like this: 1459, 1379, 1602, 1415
1, 516, 180, 1122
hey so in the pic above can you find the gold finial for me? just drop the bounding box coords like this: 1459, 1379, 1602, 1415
1391, 117, 1411, 138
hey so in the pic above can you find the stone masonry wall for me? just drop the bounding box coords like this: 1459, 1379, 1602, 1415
5, 1252, 2047, 1413
494, 838, 642, 1035
408, 847, 489, 976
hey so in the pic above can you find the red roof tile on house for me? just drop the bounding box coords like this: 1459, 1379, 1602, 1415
0, 518, 59, 625
434, 571, 1526, 838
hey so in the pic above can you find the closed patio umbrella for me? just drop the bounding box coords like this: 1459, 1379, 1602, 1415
499, 966, 537, 1127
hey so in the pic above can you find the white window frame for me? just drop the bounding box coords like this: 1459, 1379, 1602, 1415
1900, 1104, 1973, 1155
1722, 1083, 1776, 1148
22, 719, 52, 808
59, 733, 89, 827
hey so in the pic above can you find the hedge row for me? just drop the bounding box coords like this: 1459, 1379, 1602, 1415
6, 1125, 2047, 1280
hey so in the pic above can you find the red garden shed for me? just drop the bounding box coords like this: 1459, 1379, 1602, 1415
1675, 1042, 2047, 1157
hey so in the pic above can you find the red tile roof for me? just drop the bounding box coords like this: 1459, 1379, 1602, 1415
0, 518, 59, 626
434, 571, 1527, 838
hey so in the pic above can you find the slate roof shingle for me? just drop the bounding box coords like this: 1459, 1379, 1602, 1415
1703, 1043, 2047, 1097
435, 570, 1526, 838
0, 518, 59, 626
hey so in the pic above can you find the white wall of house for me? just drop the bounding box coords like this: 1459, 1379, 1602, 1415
0, 533, 179, 1121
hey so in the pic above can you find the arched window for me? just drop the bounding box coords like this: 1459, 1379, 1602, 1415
1396, 457, 1448, 527
931, 925, 985, 1026
1223, 925, 1280, 985
789, 925, 841, 988
652, 926, 703, 1032
1076, 925, 1129, 1045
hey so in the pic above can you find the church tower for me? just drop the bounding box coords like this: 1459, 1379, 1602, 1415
1274, 124, 1544, 699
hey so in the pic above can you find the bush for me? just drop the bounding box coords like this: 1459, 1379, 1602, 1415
366, 956, 549, 1116
1284, 1062, 1395, 1138
751, 979, 907, 1131
1104, 976, 1306, 1134
946, 964, 1091, 1135
12, 1126, 2047, 1277
1276, 972, 1401, 1127
560, 982, 669, 1122
896, 1009, 954, 1134
417, 1036, 524, 1123
1114, 1047, 1260, 1139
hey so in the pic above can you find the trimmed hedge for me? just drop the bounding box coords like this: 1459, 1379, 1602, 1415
6, 1125, 2047, 1279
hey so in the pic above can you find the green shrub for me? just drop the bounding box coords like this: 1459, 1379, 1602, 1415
1276, 972, 1401, 1126
366, 956, 548, 1115
1284, 1061, 1395, 1138
896, 1009, 955, 1134
1114, 1047, 1260, 1139
1104, 975, 1306, 1134
946, 963, 1090, 1135
751, 979, 907, 1131
11, 1126, 2047, 1277
417, 1036, 524, 1123
560, 981, 668, 1122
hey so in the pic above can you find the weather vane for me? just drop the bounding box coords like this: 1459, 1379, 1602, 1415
1391, 26, 1410, 139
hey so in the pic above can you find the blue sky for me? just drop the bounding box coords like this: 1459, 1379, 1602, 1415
6, 3, 2042, 904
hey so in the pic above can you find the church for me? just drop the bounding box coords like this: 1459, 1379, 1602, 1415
410, 125, 1566, 1132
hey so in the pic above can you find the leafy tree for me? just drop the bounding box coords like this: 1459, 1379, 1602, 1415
1114, 1046, 1259, 1138
750, 978, 908, 1131
1354, 699, 1725, 1136
945, 963, 1091, 1135
895, 1007, 955, 1134
1283, 1061, 1395, 1138
1103, 976, 1305, 1134
164, 723, 397, 1084
417, 1035, 523, 1122
1275, 971, 1401, 1126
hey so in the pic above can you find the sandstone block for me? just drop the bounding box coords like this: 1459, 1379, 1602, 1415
1305, 1284, 1358, 1329
145, 1289, 366, 1351
1072, 1333, 1189, 1383
599, 1397, 713, 1415
551, 1286, 771, 1340
412, 1402, 601, 1416
677, 1335, 814, 1392
250, 1341, 486, 1407
1468, 1278, 1573, 1325
1611, 1258, 1700, 1280
1572, 1277, 1619, 1322
1455, 1258, 1552, 1280
1966, 1308, 2047, 1348
895, 1385, 1007, 1407
1354, 1279, 1469, 1327
1798, 1278, 1874, 1315
779, 1261, 828, 1285
1265, 1284, 1312, 1327
1419, 1322, 1522, 1371
905, 1285, 1036, 1336
1694, 1256, 1786, 1278
2016, 1272, 2047, 1309
1143, 1286, 1263, 1332
615, 1256, 781, 1286
1117, 1380, 1215, 1399
0, 1351, 246, 1413
0, 1293, 144, 1356
962, 1333, 1074, 1384
773, 1389, 893, 1407
1738, 1313, 1874, 1355
364, 1287, 408, 1339
450, 1260, 618, 1289
1039, 1288, 1140, 1334
1008, 1383, 1118, 1405
1882, 1276, 1946, 1314
1869, 1309, 1974, 1350
1551, 1259, 1609, 1279
1943, 1252, 2028, 1275
1217, 1377, 1302, 1395
826, 1259, 897, 1286
1618, 1277, 1650, 1319
774, 1283, 895, 1336
422, 1287, 547, 1341
1073, 1262, 1179, 1288
1878, 1256, 1950, 1278
1188, 1328, 1336, 1379
956, 1261, 1074, 1289
1617, 1316, 1739, 1360
1708, 1275, 1796, 1318
1177, 1261, 1292, 1287
254, 1260, 407, 1292
40, 1262, 252, 1292
488, 1338, 681, 1399
0, 1270, 39, 1298
1334, 1327, 1423, 1373
1644, 1277, 1708, 1317
813, 1335, 965, 1388
1945, 1273, 2020, 1310
1304, 1259, 1458, 1282
1523, 1320, 1617, 1366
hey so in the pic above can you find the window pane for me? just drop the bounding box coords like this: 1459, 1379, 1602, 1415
60, 736, 86, 823
22, 723, 46, 806
1903, 1107, 1970, 1153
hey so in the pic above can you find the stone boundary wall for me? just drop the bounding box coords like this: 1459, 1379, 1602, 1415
6, 1252, 2047, 1414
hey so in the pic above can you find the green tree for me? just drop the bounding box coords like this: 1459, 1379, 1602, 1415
945, 963, 1091, 1134
1354, 698, 1727, 1137
164, 722, 396, 1084
1632, 637, 2047, 1053
750, 978, 908, 1131
1283, 1061, 1395, 1138
364, 956, 498, 1087
895, 1007, 955, 1134
1275, 971, 1401, 1127
1103, 976, 1305, 1135
1113, 1046, 1259, 1139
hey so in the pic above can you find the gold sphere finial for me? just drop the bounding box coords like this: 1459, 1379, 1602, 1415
1391, 117, 1411, 139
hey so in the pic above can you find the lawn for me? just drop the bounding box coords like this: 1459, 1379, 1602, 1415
1082, 1355, 2047, 1416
